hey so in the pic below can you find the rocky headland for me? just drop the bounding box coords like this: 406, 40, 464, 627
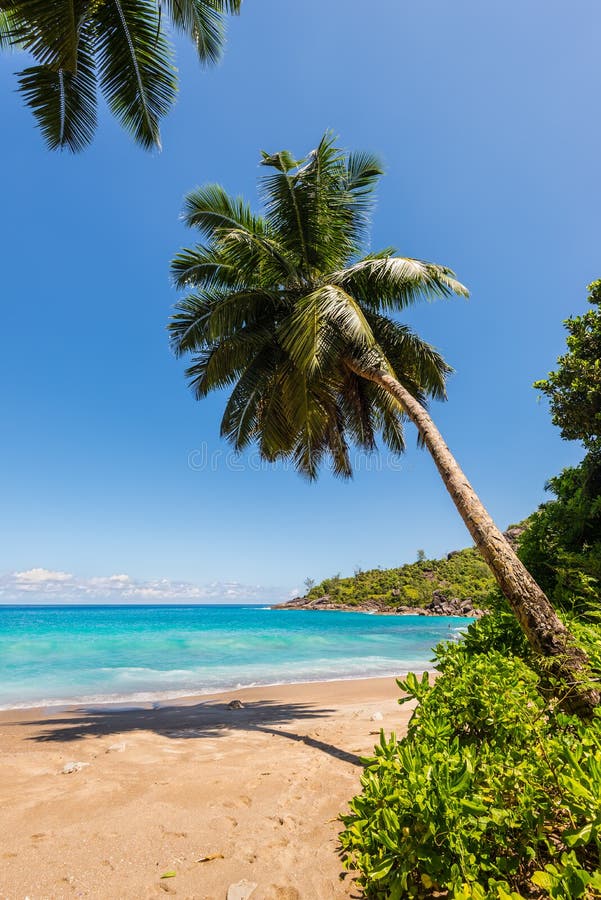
272, 590, 483, 618
272, 530, 527, 618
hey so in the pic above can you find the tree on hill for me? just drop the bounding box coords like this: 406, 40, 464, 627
521, 280, 601, 615
535, 279, 601, 450
169, 133, 599, 717
0, 0, 240, 151
519, 451, 601, 614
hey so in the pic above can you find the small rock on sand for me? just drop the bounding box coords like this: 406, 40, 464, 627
106, 742, 126, 753
227, 879, 257, 899
370, 711, 383, 722
61, 761, 89, 774
228, 700, 245, 709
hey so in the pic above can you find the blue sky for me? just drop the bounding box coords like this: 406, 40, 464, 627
1, 0, 599, 602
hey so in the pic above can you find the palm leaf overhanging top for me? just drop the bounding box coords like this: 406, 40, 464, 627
170, 133, 469, 479
0, 0, 240, 151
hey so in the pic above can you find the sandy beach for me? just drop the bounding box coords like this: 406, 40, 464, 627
0, 676, 417, 900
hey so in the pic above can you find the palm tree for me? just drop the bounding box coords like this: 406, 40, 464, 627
0, 0, 240, 151
169, 133, 599, 717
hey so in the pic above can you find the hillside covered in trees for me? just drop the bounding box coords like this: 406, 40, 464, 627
277, 543, 505, 614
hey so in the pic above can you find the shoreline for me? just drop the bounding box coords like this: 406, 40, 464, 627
0, 669, 436, 715
0, 675, 415, 898
273, 599, 482, 617
272, 604, 475, 617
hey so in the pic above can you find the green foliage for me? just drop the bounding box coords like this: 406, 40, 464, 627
305, 547, 494, 609
438, 597, 530, 660
0, 0, 240, 151
534, 280, 601, 449
518, 450, 601, 616
170, 133, 468, 481
340, 630, 601, 898
340, 280, 601, 897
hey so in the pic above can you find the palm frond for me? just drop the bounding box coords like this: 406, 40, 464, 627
0, 7, 21, 48
257, 365, 300, 459
180, 185, 294, 279
2, 0, 83, 68
260, 148, 303, 173
331, 255, 469, 311
260, 167, 311, 269
170, 244, 240, 290
279, 284, 376, 374
369, 384, 406, 455
3, 0, 239, 150
182, 183, 261, 234
323, 400, 353, 478
94, 0, 176, 150
169, 288, 278, 355
364, 311, 452, 400
289, 399, 336, 479
16, 21, 97, 152
260, 133, 373, 271
340, 148, 384, 247
345, 150, 384, 195
338, 371, 377, 452
184, 324, 271, 398
162, 0, 226, 65
220, 348, 281, 450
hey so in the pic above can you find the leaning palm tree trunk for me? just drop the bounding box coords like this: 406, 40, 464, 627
350, 359, 600, 718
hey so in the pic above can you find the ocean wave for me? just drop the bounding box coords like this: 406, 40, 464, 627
0, 666, 437, 712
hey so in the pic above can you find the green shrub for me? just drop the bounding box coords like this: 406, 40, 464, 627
517, 451, 601, 618
437, 597, 529, 661
340, 639, 601, 898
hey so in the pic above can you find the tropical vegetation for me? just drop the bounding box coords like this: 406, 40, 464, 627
169, 134, 598, 716
519, 282, 601, 620
534, 280, 601, 450
340, 611, 601, 899
340, 282, 601, 898
304, 547, 495, 610
0, 0, 240, 151
519, 453, 601, 617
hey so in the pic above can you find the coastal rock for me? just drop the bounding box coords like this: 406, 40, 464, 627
227, 880, 257, 900
228, 699, 244, 709
503, 524, 527, 549
424, 591, 482, 618
272, 592, 483, 616
61, 761, 89, 774
273, 592, 483, 617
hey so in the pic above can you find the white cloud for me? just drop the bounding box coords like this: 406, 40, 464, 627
14, 568, 72, 584
0, 567, 289, 604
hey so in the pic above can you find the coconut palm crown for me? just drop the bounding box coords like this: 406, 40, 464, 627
0, 0, 240, 151
169, 133, 468, 478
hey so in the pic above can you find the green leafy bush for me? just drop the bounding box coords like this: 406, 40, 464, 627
340, 636, 601, 898
518, 451, 601, 617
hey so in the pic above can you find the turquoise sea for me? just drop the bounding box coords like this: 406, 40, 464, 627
0, 604, 471, 709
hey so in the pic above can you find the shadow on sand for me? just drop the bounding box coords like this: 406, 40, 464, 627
15, 699, 365, 766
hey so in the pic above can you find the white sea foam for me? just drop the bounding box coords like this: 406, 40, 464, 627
0, 667, 437, 712
0, 605, 454, 710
